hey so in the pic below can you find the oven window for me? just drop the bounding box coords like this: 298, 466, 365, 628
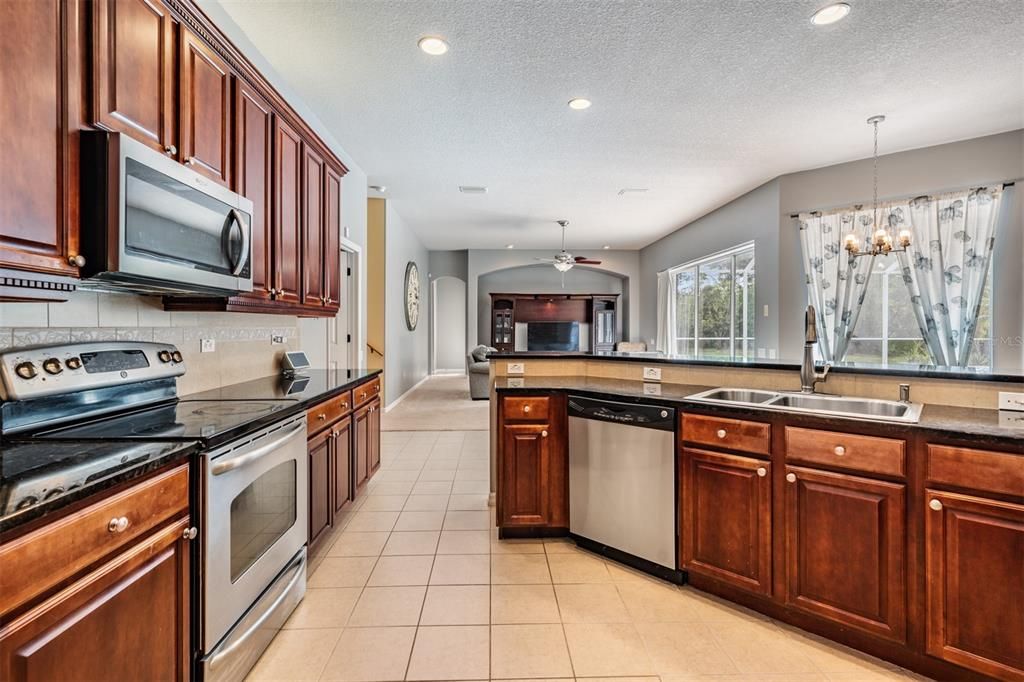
229, 460, 297, 582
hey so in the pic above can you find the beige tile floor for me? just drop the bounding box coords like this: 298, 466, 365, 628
246, 429, 931, 682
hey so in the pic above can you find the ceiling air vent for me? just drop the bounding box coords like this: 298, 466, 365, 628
459, 185, 488, 194
617, 188, 649, 196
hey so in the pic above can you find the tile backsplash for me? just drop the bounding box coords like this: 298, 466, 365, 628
0, 292, 300, 395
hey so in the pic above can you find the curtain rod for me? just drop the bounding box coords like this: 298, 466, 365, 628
788, 181, 1016, 219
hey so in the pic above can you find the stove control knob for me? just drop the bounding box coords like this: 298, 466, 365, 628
66, 356, 83, 370
15, 362, 38, 379
15, 495, 38, 511
43, 486, 66, 500
158, 350, 172, 363
171, 351, 183, 363
43, 358, 63, 375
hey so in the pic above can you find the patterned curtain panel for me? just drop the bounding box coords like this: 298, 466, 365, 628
895, 186, 1003, 367
798, 209, 879, 362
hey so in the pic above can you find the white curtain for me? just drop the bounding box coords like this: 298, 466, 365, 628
798, 209, 879, 362
655, 270, 673, 354
896, 186, 1003, 367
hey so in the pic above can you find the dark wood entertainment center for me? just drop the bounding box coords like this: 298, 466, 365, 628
489, 293, 619, 352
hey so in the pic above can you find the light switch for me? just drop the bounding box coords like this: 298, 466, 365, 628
999, 391, 1024, 412
200, 338, 215, 353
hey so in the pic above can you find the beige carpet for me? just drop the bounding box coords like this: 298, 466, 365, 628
381, 375, 489, 431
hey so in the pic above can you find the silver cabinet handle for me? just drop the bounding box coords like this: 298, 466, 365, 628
716, 429, 727, 439
929, 499, 943, 511
164, 145, 177, 156
786, 473, 797, 483
834, 445, 846, 456
108, 516, 129, 533
68, 254, 86, 267
541, 430, 548, 437
756, 467, 767, 477
182, 526, 198, 540
212, 422, 305, 475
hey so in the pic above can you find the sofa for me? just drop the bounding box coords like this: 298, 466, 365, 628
467, 345, 495, 400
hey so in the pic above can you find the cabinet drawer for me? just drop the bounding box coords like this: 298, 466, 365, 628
307, 391, 354, 435
354, 377, 381, 407
682, 413, 770, 456
785, 427, 904, 478
0, 464, 189, 617
926, 444, 1024, 497
503, 396, 550, 422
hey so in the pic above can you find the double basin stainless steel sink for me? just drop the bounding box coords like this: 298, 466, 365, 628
686, 387, 923, 423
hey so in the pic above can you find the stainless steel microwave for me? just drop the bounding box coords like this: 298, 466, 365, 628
80, 132, 253, 296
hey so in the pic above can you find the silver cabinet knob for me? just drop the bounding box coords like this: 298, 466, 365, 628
756, 467, 767, 477
317, 413, 327, 421
716, 429, 727, 439
185, 156, 196, 166
164, 144, 177, 156
929, 499, 943, 511
182, 526, 198, 540
68, 254, 86, 267
786, 473, 797, 483
660, 410, 669, 418
108, 516, 130, 533
834, 445, 846, 456
541, 430, 548, 437
523, 405, 531, 413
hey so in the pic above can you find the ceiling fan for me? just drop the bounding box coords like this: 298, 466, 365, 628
534, 220, 602, 275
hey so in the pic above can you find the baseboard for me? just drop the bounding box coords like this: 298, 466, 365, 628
431, 369, 466, 375
384, 374, 431, 412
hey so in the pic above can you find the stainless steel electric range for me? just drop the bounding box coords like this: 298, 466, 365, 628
0, 341, 309, 682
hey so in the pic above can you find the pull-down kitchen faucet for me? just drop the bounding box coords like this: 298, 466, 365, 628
801, 305, 831, 393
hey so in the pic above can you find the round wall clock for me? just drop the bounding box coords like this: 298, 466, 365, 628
404, 261, 420, 331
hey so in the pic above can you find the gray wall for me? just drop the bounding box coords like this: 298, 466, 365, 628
477, 265, 625, 347
385, 204, 430, 402
433, 276, 467, 372
429, 250, 469, 282
638, 179, 782, 357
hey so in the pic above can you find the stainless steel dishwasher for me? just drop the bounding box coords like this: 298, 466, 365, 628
568, 395, 681, 581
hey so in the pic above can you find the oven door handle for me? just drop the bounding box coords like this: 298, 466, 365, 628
222, 208, 250, 277
211, 421, 305, 476
207, 550, 305, 670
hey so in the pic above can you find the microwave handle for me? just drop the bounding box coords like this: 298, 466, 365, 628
222, 209, 250, 276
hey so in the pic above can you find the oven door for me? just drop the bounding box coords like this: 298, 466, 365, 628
202, 415, 308, 651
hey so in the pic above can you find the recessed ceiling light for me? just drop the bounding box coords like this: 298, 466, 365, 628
602, 245, 611, 250
506, 244, 515, 249
568, 98, 592, 110
418, 36, 449, 55
810, 2, 851, 25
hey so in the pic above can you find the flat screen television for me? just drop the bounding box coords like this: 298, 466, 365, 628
527, 321, 580, 351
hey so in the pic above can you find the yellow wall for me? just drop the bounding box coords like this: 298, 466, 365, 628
366, 198, 386, 377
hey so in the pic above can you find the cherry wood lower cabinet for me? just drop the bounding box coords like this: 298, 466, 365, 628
681, 448, 772, 595
332, 417, 354, 516
783, 465, 907, 643
353, 399, 381, 493
924, 489, 1024, 681
308, 427, 333, 550
367, 399, 381, 475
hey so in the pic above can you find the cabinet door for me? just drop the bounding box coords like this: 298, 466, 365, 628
784, 466, 906, 642
233, 78, 273, 301
179, 28, 232, 186
0, 0, 78, 276
301, 144, 326, 307
353, 404, 370, 491
308, 428, 332, 550
499, 423, 553, 526
323, 165, 343, 311
272, 118, 302, 304
91, 0, 174, 153
925, 490, 1024, 680
332, 417, 353, 515
0, 519, 190, 682
368, 400, 381, 474
682, 448, 771, 595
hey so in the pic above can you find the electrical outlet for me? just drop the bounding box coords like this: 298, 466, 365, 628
507, 377, 525, 388
998, 391, 1024, 412
643, 382, 662, 396
200, 338, 215, 353
763, 304, 769, 318
768, 348, 777, 359
643, 366, 662, 381
271, 335, 286, 345
507, 362, 525, 375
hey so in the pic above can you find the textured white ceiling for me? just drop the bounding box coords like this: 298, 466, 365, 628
213, 0, 1024, 250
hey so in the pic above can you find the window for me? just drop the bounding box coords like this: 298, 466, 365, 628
846, 259, 993, 368
669, 243, 755, 360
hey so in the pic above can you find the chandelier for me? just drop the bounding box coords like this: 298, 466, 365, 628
843, 115, 912, 257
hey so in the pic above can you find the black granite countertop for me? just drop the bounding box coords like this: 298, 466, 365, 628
495, 376, 1024, 447
0, 439, 199, 536
488, 351, 1024, 383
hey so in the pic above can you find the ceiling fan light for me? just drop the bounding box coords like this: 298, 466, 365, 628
554, 261, 574, 273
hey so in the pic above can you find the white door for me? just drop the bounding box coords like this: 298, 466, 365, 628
431, 276, 467, 374
325, 249, 357, 371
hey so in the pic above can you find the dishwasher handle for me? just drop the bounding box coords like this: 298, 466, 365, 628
567, 395, 675, 431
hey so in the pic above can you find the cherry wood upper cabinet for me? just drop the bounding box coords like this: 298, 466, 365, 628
681, 448, 772, 595
233, 78, 274, 302
784, 466, 906, 643
179, 27, 232, 186
925, 489, 1024, 681
0, 0, 78, 277
324, 166, 343, 311
273, 118, 302, 305
301, 144, 326, 307
91, 0, 174, 154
